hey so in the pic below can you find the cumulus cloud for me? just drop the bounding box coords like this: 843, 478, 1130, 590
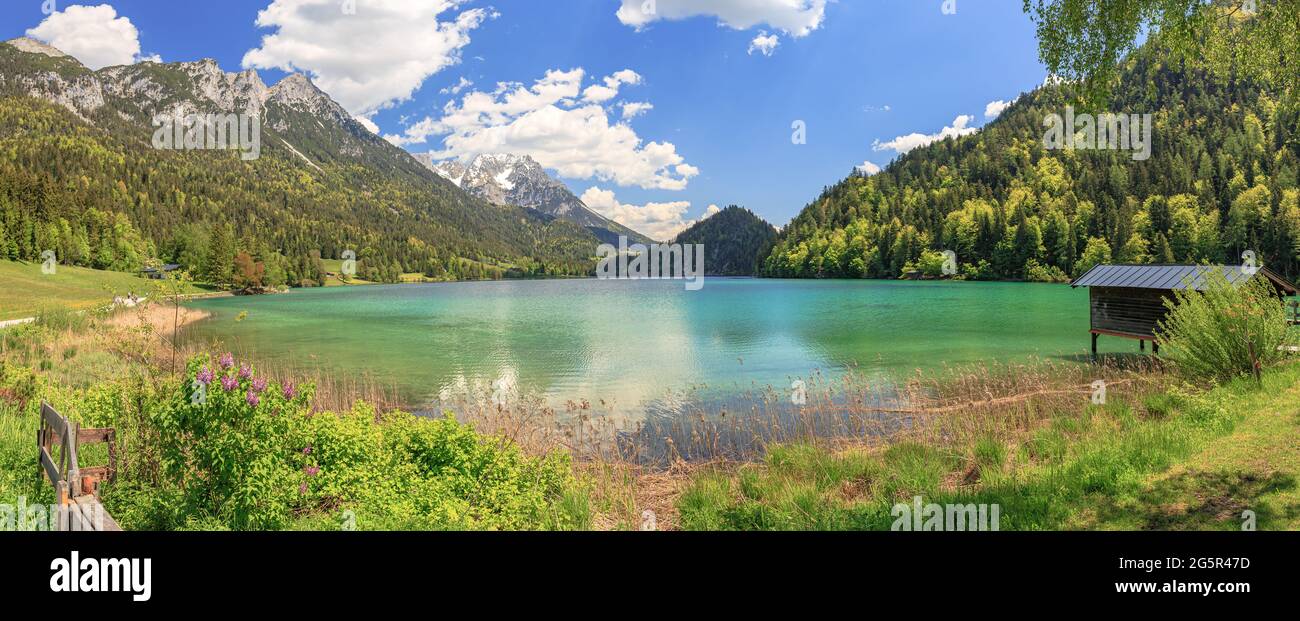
621, 102, 654, 119
748, 31, 780, 56
441, 77, 473, 96
27, 4, 153, 70
242, 0, 492, 116
704, 204, 722, 218
582, 69, 642, 104
390, 68, 698, 191
984, 99, 1014, 119
873, 115, 978, 155
581, 187, 696, 241
856, 160, 881, 176
616, 0, 827, 37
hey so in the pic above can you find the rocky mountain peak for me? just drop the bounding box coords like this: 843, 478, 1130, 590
4, 37, 71, 61
270, 74, 328, 106
417, 152, 651, 243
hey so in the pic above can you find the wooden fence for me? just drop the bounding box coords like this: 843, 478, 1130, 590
37, 401, 121, 531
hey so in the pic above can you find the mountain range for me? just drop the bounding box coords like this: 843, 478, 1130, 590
0, 37, 609, 284
414, 153, 652, 244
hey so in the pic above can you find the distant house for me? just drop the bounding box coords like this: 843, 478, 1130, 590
140, 264, 181, 280
1070, 264, 1299, 357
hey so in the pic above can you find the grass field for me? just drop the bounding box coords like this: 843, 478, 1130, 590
0, 260, 204, 321
318, 259, 377, 287
677, 364, 1300, 531
317, 258, 505, 286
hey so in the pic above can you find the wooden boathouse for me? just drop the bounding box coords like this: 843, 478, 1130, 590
1070, 264, 1300, 357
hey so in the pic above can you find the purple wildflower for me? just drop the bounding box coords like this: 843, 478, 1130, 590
299, 483, 308, 495
302, 445, 312, 455
246, 391, 260, 408
304, 465, 320, 477
252, 377, 268, 393
282, 383, 297, 400
221, 376, 238, 392
238, 364, 252, 379
218, 352, 235, 369
196, 367, 214, 385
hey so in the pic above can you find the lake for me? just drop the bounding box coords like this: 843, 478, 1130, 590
179, 278, 1126, 424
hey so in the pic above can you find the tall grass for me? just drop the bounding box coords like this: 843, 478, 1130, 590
675, 362, 1298, 531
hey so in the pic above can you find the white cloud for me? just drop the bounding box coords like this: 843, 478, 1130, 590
616, 0, 828, 37
581, 187, 695, 241
441, 77, 473, 96
355, 115, 380, 134
27, 4, 153, 70
391, 68, 698, 191
856, 161, 881, 176
622, 102, 654, 119
242, 0, 492, 116
704, 204, 722, 218
748, 31, 780, 56
873, 115, 978, 155
582, 69, 642, 104
984, 99, 1014, 119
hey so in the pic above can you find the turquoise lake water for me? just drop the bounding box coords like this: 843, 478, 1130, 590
180, 278, 1128, 422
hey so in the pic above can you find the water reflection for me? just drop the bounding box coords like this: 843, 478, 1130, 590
181, 277, 1098, 435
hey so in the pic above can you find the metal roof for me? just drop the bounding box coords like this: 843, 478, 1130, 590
1070, 264, 1298, 294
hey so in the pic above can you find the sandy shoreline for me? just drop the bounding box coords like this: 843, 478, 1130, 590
107, 301, 213, 333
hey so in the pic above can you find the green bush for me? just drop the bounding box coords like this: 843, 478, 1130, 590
1024, 260, 1070, 283
380, 411, 576, 530
148, 354, 580, 531
1157, 272, 1294, 384
152, 354, 302, 529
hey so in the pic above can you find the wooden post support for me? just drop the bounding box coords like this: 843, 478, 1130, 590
1091, 332, 1099, 362
1140, 340, 1145, 352
55, 480, 70, 532
66, 420, 80, 498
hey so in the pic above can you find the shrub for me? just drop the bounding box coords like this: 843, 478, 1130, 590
1156, 272, 1293, 384
152, 354, 304, 530
1024, 260, 1070, 283
150, 354, 580, 531
380, 411, 576, 530
905, 250, 951, 279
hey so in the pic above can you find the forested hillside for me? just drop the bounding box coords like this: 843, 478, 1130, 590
0, 40, 600, 287
672, 206, 778, 276
763, 40, 1300, 283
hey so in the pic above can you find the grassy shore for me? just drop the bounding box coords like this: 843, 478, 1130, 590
674, 363, 1300, 530
3, 274, 1297, 531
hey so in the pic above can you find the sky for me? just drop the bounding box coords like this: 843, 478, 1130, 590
4, 1, 1049, 239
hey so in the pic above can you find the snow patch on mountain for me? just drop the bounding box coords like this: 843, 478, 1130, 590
416, 153, 652, 242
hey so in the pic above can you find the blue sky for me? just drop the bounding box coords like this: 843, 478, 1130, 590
5, 1, 1049, 238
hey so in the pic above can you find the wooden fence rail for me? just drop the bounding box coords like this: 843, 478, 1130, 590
37, 401, 121, 532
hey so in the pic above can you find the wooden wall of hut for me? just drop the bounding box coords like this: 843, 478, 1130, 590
1090, 287, 1170, 338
